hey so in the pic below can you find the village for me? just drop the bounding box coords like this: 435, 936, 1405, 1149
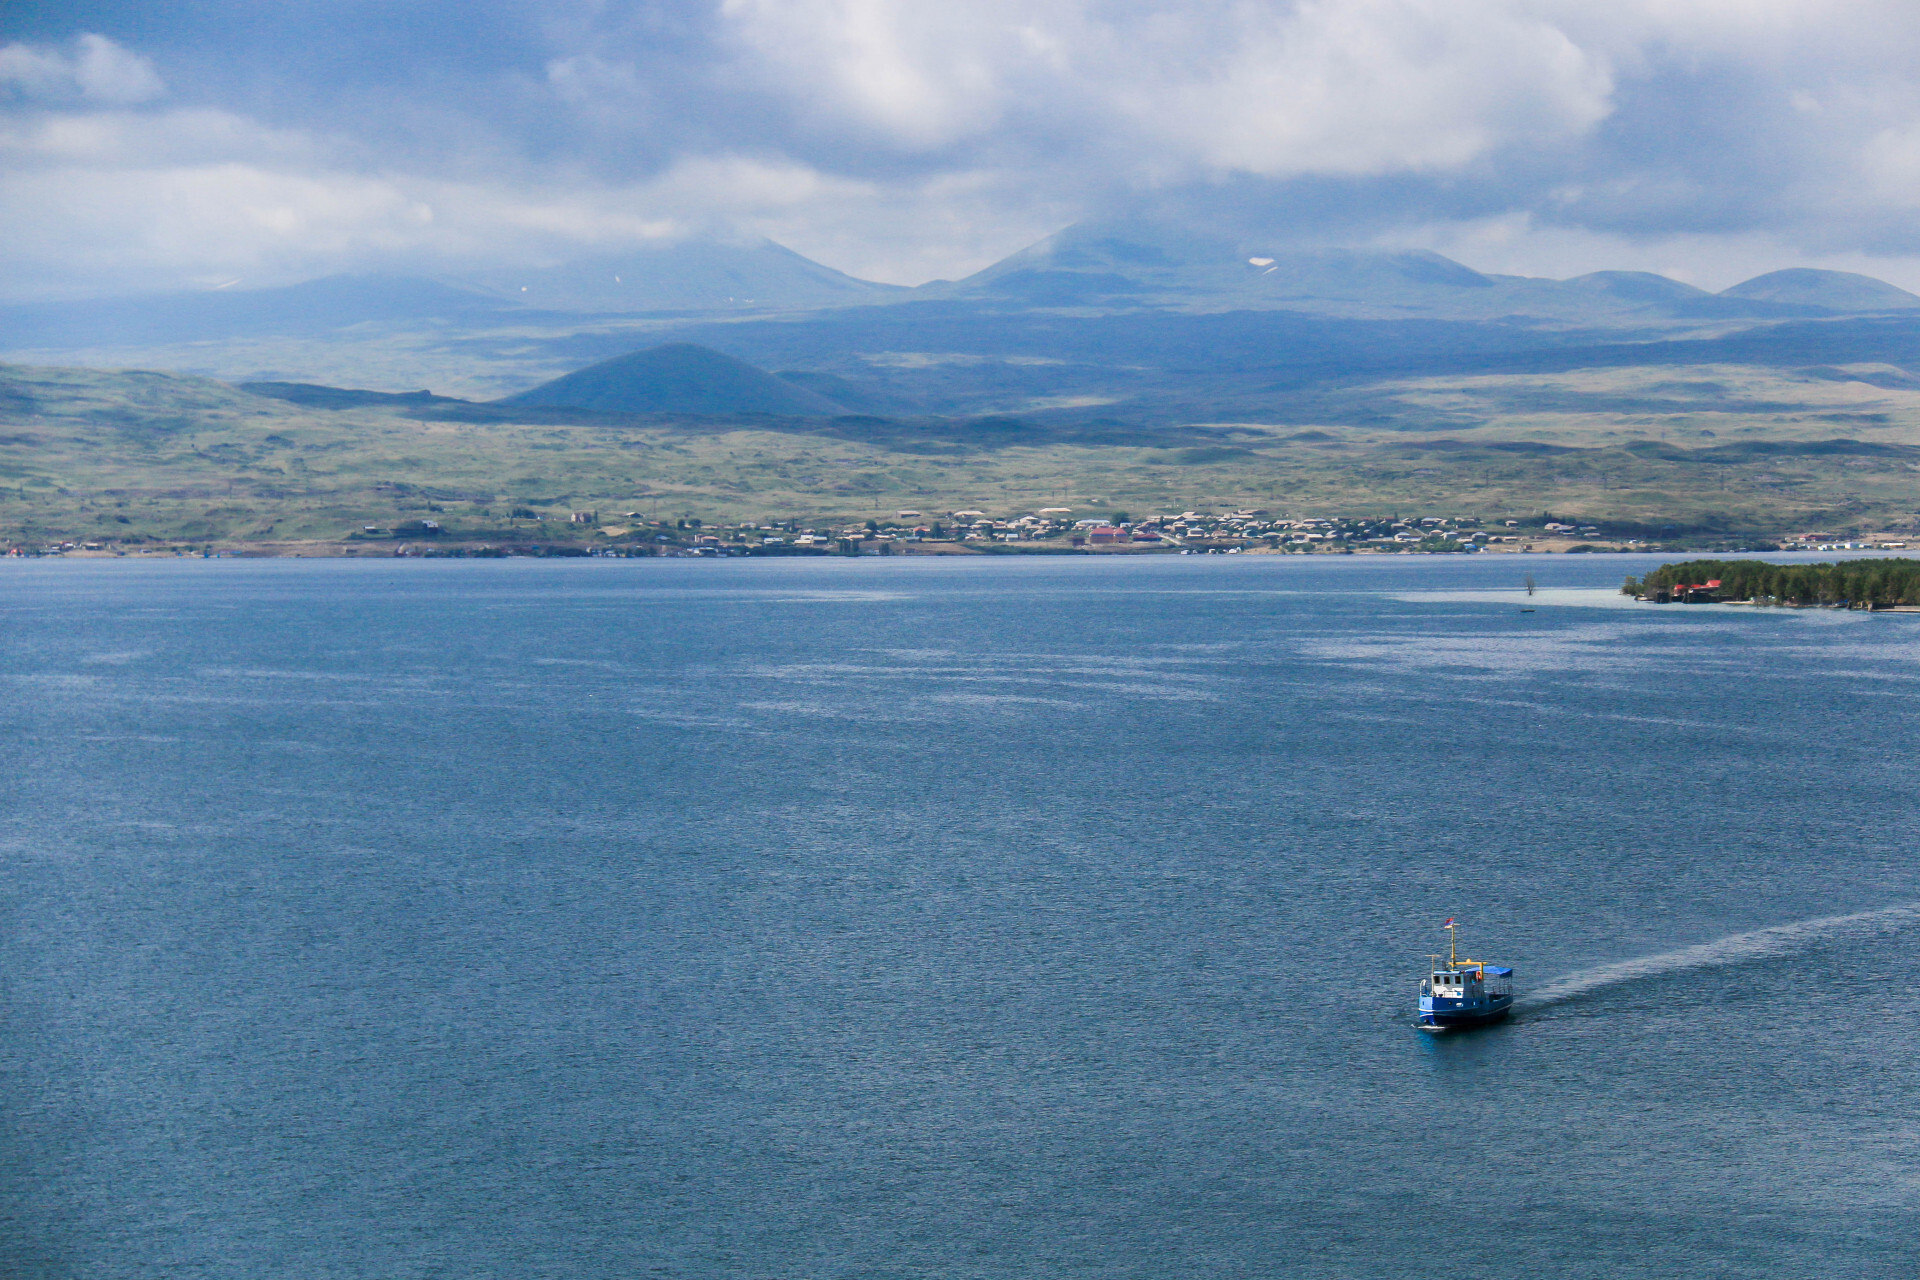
13, 511, 1917, 559
618, 509, 1642, 557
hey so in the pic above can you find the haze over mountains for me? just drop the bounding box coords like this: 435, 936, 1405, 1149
457, 239, 909, 314
10, 216, 1920, 431
6, 218, 1920, 357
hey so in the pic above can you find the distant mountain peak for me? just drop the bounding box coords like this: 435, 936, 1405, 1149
452, 239, 905, 314
1720, 268, 1920, 311
940, 218, 1496, 309
1563, 271, 1711, 303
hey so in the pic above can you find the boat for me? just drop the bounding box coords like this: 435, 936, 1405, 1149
1418, 919, 1514, 1029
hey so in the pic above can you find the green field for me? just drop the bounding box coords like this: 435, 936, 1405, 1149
5, 358, 1920, 551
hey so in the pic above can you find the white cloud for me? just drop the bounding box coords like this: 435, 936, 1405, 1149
0, 34, 164, 105
719, 0, 1024, 148
19, 6, 1920, 295
0, 107, 318, 168
1130, 1, 1614, 177
719, 0, 1615, 177
0, 101, 1020, 295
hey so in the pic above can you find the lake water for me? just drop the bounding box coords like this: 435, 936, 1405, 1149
2, 553, 1916, 1278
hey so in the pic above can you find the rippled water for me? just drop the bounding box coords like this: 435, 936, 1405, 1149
2, 554, 1917, 1278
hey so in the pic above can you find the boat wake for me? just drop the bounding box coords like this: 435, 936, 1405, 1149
1513, 902, 1920, 1015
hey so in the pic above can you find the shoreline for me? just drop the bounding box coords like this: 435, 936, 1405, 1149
11, 539, 1658, 560
10, 538, 1768, 561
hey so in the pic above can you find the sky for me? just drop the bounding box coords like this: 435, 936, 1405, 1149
8, 1, 1920, 299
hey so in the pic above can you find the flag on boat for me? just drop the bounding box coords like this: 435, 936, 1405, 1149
1440, 917, 1455, 927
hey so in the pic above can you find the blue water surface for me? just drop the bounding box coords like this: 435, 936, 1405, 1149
1, 552, 1916, 1278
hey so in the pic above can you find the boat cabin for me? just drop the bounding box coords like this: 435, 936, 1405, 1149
1421, 966, 1513, 999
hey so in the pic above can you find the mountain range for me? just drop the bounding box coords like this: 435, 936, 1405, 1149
10, 218, 1920, 431
14, 217, 1920, 547
5, 220, 1920, 357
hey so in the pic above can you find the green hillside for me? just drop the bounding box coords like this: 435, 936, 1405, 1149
6, 358, 1920, 553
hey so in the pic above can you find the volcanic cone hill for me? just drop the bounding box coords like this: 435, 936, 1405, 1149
1720, 268, 1920, 311
500, 343, 848, 416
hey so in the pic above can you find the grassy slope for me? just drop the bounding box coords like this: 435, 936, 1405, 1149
5, 359, 1920, 548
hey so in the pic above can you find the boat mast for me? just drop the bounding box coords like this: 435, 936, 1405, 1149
1447, 920, 1458, 968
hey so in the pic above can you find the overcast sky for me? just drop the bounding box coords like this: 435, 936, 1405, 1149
8, 1, 1920, 299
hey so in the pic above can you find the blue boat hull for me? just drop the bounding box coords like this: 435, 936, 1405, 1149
1419, 994, 1513, 1028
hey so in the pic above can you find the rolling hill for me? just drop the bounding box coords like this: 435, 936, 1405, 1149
10, 354, 1920, 551
499, 343, 848, 416
1720, 268, 1920, 311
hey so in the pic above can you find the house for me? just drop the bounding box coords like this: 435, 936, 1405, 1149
1089, 525, 1123, 544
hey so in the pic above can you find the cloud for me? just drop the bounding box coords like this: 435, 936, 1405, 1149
0, 33, 165, 105
0, 103, 1027, 295
1127, 0, 1613, 177
11, 4, 1920, 296
716, 0, 1614, 176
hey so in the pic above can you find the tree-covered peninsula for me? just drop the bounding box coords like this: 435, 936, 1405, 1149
1625, 558, 1920, 606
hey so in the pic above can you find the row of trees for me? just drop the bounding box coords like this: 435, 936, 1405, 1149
1624, 559, 1920, 605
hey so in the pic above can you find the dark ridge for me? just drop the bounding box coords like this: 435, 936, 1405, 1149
1171, 446, 1256, 463
775, 370, 924, 415
1798, 365, 1920, 390
1397, 439, 1587, 455
241, 382, 467, 409
501, 343, 847, 416
1663, 296, 1830, 320
595, 303, 1920, 423
1622, 438, 1916, 464
1697, 438, 1916, 461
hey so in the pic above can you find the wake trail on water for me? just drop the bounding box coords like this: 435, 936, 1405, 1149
1514, 902, 1920, 1015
